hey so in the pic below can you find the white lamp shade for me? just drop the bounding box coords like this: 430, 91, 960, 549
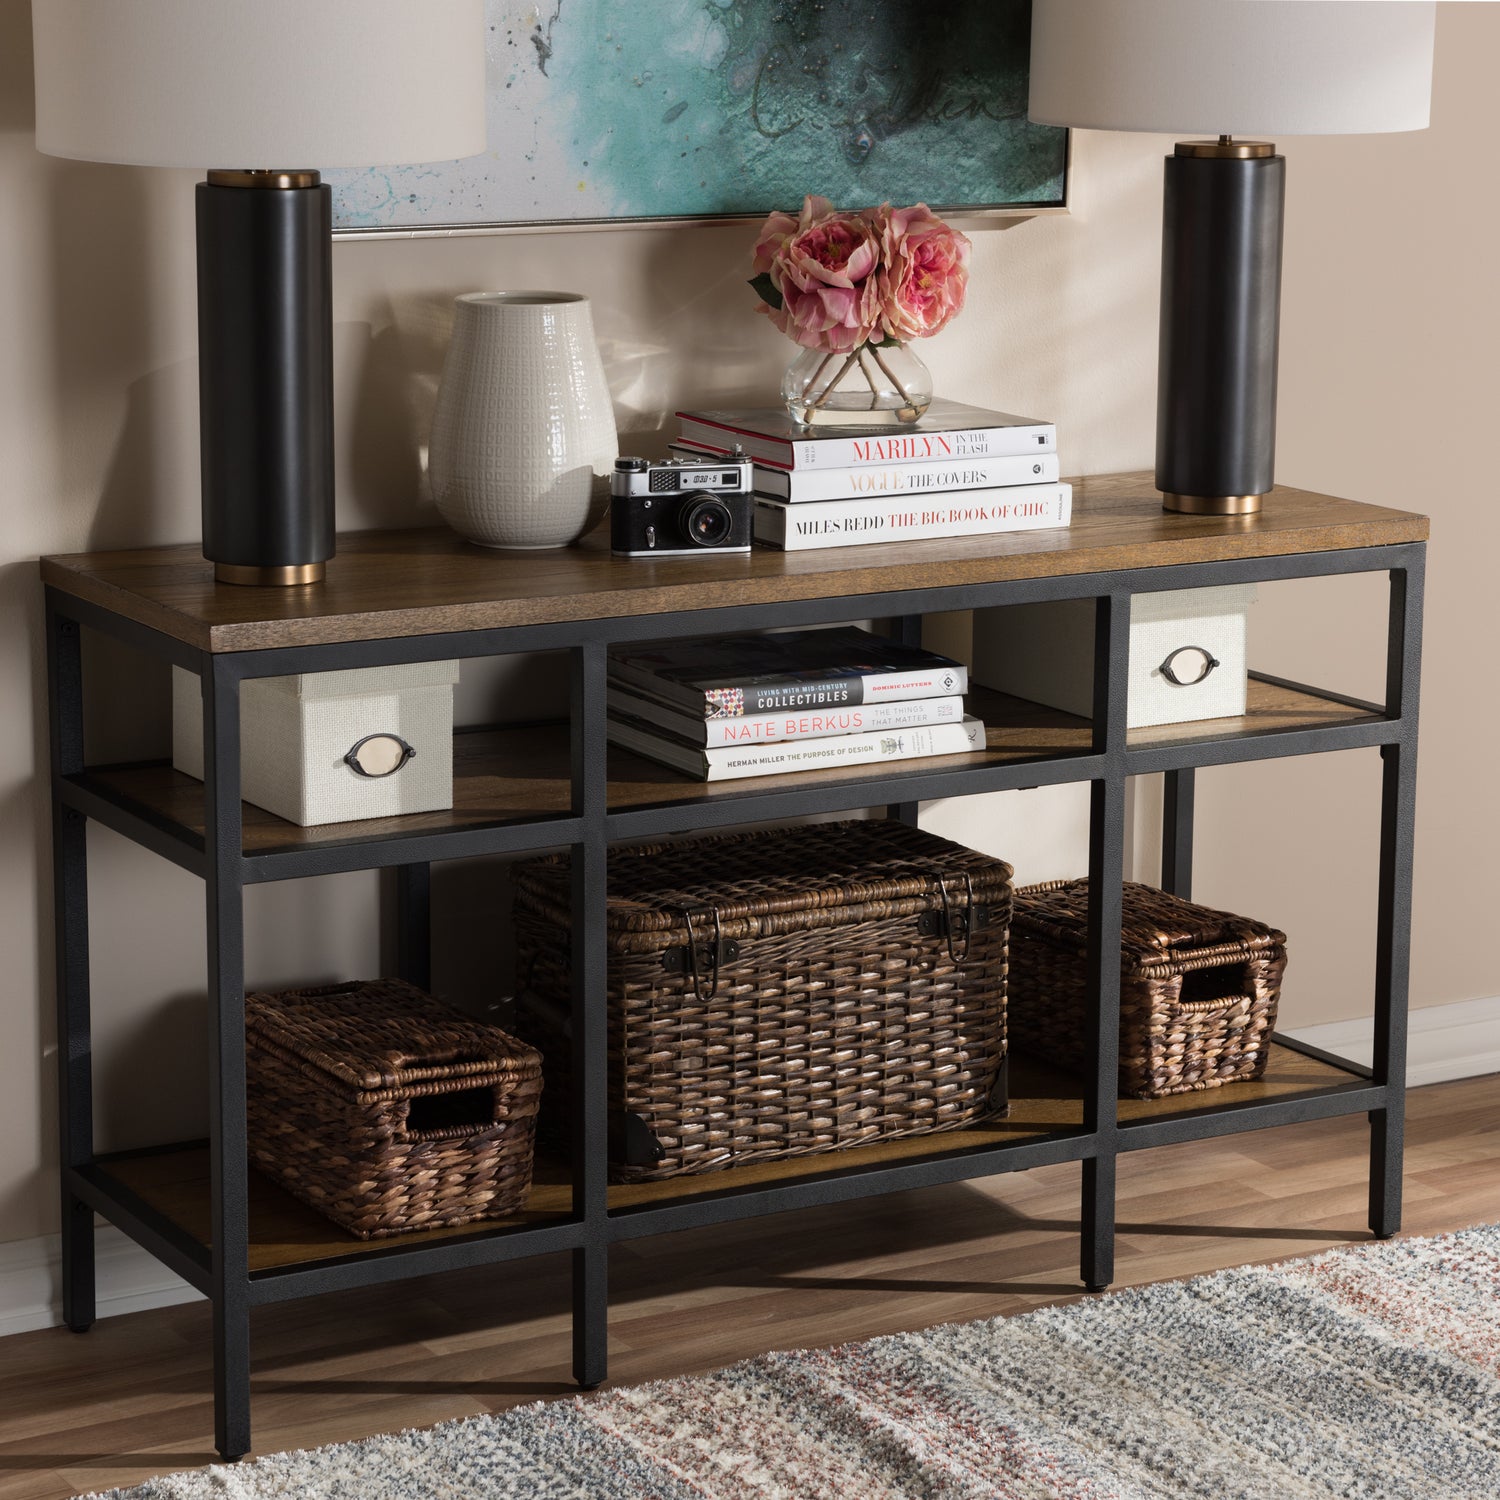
32, 0, 487, 168
1029, 0, 1435, 137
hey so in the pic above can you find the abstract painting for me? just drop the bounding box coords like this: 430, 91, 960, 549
328, 0, 1066, 234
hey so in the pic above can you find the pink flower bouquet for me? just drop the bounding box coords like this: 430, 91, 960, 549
750, 195, 971, 423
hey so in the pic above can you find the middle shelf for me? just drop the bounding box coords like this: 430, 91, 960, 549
67, 676, 1389, 880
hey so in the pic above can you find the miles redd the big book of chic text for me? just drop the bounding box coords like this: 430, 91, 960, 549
755, 482, 1073, 551
608, 626, 968, 718
676, 399, 1056, 470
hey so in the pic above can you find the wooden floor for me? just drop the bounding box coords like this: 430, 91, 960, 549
2, 1073, 1497, 1500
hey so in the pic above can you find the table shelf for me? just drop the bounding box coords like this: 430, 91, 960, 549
88, 1042, 1369, 1282
41, 474, 1425, 1458
65, 676, 1387, 881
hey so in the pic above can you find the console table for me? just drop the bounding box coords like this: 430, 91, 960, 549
41, 472, 1427, 1460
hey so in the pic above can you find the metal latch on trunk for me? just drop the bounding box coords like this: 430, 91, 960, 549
919, 871, 985, 963
662, 939, 741, 975
918, 905, 991, 939
665, 904, 737, 1000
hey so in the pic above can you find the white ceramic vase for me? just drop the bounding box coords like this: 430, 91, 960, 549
429, 291, 617, 548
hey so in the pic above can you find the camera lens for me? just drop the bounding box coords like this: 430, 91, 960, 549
682, 496, 733, 547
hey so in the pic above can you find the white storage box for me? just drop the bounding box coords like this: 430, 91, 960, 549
172, 661, 460, 826
979, 585, 1256, 730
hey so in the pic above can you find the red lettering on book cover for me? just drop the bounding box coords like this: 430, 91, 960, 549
849, 434, 956, 463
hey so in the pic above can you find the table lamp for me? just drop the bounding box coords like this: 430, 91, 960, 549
1029, 0, 1435, 516
31, 0, 486, 583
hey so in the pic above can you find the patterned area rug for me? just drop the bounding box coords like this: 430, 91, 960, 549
91, 1224, 1500, 1499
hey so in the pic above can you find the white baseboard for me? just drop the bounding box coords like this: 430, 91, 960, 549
1, 996, 1495, 1338
0, 1223, 201, 1338
1282, 993, 1500, 1089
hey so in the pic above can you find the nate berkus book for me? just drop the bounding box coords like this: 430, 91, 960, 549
606, 684, 967, 748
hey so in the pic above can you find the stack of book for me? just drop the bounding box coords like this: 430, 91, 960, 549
673, 398, 1072, 552
607, 625, 986, 782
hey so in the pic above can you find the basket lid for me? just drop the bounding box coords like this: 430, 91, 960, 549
512, 819, 1014, 954
1012, 880, 1285, 967
245, 979, 539, 1098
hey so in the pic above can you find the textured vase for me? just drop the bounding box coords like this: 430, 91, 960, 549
429, 292, 617, 548
782, 340, 933, 428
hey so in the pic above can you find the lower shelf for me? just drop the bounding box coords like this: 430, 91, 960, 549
94, 1043, 1367, 1282
607, 1041, 1369, 1210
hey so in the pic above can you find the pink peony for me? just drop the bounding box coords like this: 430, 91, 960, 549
751, 195, 885, 352
877, 203, 971, 342
751, 197, 970, 352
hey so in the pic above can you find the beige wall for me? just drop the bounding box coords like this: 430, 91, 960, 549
0, 2, 1492, 1247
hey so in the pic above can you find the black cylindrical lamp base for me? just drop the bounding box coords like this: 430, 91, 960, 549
1156, 143, 1285, 516
196, 172, 334, 584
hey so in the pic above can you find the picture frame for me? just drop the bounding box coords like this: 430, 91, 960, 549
329, 0, 1068, 238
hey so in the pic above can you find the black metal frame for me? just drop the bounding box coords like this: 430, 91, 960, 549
44, 537, 1424, 1459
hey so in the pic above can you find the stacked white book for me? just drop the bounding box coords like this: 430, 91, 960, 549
674, 399, 1071, 552
607, 625, 986, 782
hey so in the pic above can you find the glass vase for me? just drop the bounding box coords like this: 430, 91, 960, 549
782, 341, 933, 427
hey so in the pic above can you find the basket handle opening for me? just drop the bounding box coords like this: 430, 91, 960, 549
389, 1049, 492, 1072
1178, 963, 1251, 1011
404, 1085, 497, 1139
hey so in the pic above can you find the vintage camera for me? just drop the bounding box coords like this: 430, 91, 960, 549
609, 453, 754, 556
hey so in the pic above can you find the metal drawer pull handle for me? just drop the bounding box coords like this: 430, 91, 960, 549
344, 732, 417, 778
1158, 645, 1220, 687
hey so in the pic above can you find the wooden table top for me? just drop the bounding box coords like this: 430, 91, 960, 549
40, 472, 1429, 653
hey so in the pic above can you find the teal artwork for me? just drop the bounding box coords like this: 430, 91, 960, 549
327, 0, 1067, 233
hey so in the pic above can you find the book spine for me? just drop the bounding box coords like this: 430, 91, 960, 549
702, 716, 986, 781
607, 685, 966, 745
759, 450, 1061, 502
755, 483, 1072, 552
703, 693, 964, 746
680, 421, 1057, 469
725, 661, 967, 716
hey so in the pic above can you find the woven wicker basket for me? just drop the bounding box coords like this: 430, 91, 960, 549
1008, 880, 1287, 1099
512, 820, 1012, 1182
245, 979, 543, 1238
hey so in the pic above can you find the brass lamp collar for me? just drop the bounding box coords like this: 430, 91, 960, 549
215, 561, 326, 586
1161, 492, 1265, 517
1175, 136, 1275, 160
206, 169, 322, 190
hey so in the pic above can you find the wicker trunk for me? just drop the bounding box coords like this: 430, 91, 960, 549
512, 820, 1012, 1181
1008, 880, 1287, 1099
245, 980, 543, 1238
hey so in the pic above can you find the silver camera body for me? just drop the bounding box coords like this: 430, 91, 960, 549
610, 453, 754, 556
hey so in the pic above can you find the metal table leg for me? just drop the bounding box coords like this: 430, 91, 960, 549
204, 657, 252, 1459
395, 863, 432, 992
571, 642, 610, 1388
1082, 592, 1129, 1292
1370, 560, 1422, 1239
48, 600, 95, 1333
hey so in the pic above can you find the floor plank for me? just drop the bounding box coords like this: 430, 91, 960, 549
1, 1073, 1496, 1499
